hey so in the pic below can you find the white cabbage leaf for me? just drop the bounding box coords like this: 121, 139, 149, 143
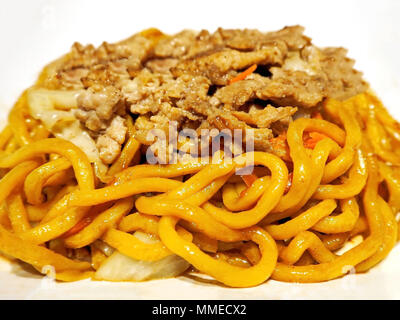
94, 231, 190, 281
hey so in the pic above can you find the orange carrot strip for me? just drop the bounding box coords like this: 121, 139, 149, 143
241, 174, 258, 188
284, 172, 293, 194
229, 64, 257, 84
61, 203, 111, 238
269, 132, 287, 142
311, 111, 323, 119
303, 132, 329, 149
239, 173, 258, 198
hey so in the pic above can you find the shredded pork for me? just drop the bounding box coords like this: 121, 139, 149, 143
40, 26, 368, 164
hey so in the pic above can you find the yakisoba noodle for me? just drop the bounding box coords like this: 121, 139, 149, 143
1, 27, 400, 287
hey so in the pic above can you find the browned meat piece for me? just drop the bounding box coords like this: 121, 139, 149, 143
214, 75, 269, 108
218, 28, 269, 51
79, 86, 121, 120
122, 69, 171, 115
145, 58, 179, 73
95, 116, 127, 164
172, 46, 285, 85
262, 25, 310, 50
218, 25, 309, 51
252, 128, 276, 152
153, 30, 197, 58
256, 68, 326, 108
75, 109, 104, 132
320, 47, 368, 100
96, 134, 121, 164
80, 63, 130, 89
206, 108, 275, 153
106, 116, 127, 144
134, 114, 172, 146
184, 30, 225, 58
165, 74, 210, 101
56, 68, 89, 90
133, 115, 158, 144
68, 35, 153, 72
44, 33, 156, 90
232, 105, 297, 128
75, 84, 127, 134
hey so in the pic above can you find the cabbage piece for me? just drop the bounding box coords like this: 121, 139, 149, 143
27, 88, 108, 179
94, 251, 190, 281
94, 231, 190, 281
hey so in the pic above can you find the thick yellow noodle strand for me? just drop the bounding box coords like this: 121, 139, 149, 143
0, 91, 400, 287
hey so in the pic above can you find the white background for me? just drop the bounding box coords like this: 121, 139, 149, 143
0, 0, 400, 299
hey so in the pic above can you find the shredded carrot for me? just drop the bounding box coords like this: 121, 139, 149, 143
239, 173, 258, 198
229, 64, 257, 84
284, 172, 293, 194
239, 189, 247, 198
268, 132, 287, 146
62, 216, 95, 238
241, 174, 258, 188
62, 203, 111, 238
303, 132, 329, 149
311, 111, 323, 119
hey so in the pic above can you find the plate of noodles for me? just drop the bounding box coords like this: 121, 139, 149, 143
1, 1, 400, 300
